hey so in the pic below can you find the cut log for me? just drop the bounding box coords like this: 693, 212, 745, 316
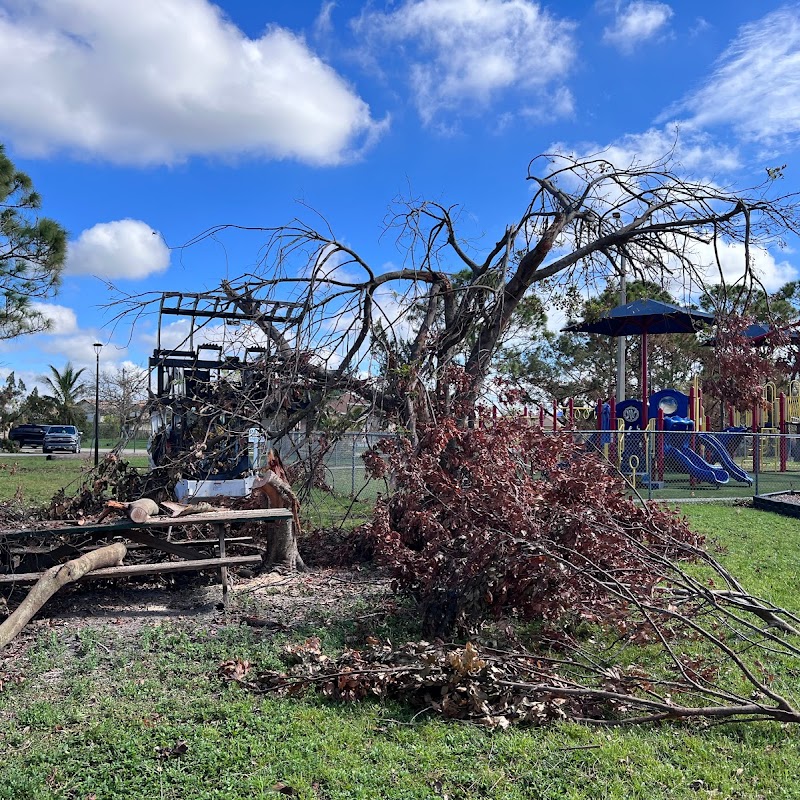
103, 498, 161, 523
0, 543, 127, 648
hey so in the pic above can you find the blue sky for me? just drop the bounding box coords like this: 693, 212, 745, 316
1, 0, 799, 388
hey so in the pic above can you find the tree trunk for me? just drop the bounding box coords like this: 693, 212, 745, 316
265, 517, 305, 572
0, 543, 127, 648
252, 471, 306, 572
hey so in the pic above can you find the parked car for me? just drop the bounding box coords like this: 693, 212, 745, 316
42, 425, 82, 453
8, 423, 51, 448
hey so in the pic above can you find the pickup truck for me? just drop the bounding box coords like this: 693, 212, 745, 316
8, 423, 51, 448
43, 425, 82, 454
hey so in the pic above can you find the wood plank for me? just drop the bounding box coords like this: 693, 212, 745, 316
8, 536, 254, 554
0, 555, 262, 585
1, 508, 293, 541
123, 529, 206, 561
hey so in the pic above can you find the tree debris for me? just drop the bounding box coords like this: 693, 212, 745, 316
0, 543, 127, 648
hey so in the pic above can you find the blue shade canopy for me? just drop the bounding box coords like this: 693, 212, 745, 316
562, 299, 716, 337
703, 322, 800, 347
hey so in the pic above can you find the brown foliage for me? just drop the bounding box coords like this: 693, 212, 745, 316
361, 415, 702, 635
702, 314, 784, 412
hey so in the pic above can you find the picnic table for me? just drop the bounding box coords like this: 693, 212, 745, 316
0, 508, 294, 606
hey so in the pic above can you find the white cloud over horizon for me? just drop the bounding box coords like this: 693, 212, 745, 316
354, 0, 577, 126
602, 1, 673, 54
549, 126, 741, 180
699, 241, 800, 295
0, 0, 384, 166
65, 220, 171, 280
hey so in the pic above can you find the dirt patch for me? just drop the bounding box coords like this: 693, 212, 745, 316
1, 567, 393, 656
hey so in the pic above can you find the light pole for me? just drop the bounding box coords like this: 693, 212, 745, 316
93, 342, 102, 467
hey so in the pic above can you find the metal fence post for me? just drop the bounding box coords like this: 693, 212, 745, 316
351, 433, 357, 497
754, 433, 760, 497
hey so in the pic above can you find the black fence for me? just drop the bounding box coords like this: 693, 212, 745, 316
579, 429, 800, 500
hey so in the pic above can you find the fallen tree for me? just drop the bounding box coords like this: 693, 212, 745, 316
219, 407, 800, 727
110, 151, 800, 442
0, 543, 127, 648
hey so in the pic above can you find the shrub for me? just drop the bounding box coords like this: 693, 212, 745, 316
363, 416, 702, 635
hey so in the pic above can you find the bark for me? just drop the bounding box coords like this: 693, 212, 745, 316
265, 517, 305, 572
252, 471, 306, 572
0, 543, 127, 648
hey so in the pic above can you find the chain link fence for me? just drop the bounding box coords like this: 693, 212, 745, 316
255, 427, 798, 529
279, 432, 398, 529
573, 429, 800, 500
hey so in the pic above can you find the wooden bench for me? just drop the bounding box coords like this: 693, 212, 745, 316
0, 508, 294, 606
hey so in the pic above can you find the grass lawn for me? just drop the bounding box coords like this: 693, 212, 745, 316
4, 484, 800, 795
0, 455, 150, 507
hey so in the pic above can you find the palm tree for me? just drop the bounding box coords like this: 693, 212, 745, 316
43, 363, 89, 425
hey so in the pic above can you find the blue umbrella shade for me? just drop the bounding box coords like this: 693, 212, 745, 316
703, 322, 800, 347
562, 299, 715, 337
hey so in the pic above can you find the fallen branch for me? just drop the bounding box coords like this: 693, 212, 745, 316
0, 543, 127, 648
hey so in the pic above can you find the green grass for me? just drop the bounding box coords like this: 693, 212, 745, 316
4, 608, 800, 800
98, 437, 149, 451
0, 455, 150, 506
4, 503, 800, 797
677, 502, 800, 609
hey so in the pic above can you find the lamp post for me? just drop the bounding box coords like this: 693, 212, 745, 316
93, 342, 102, 467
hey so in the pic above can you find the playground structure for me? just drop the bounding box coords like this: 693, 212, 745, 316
551, 298, 800, 494
479, 376, 800, 495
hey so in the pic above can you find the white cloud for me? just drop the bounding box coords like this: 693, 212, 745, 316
603, 1, 673, 53
39, 334, 128, 370
30, 303, 78, 335
66, 220, 171, 280
702, 241, 799, 295
560, 126, 740, 175
354, 0, 576, 125
0, 0, 384, 166
668, 6, 800, 147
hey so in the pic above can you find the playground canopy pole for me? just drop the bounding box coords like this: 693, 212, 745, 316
640, 327, 649, 428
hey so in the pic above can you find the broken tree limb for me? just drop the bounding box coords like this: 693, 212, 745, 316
252, 471, 305, 572
160, 501, 217, 518
0, 543, 127, 649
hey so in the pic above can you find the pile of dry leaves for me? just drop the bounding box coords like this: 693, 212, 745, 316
220, 637, 655, 729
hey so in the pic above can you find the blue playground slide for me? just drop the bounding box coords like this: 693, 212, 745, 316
665, 444, 730, 485
696, 432, 753, 485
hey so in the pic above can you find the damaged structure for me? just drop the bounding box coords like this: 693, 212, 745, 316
146, 290, 311, 501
